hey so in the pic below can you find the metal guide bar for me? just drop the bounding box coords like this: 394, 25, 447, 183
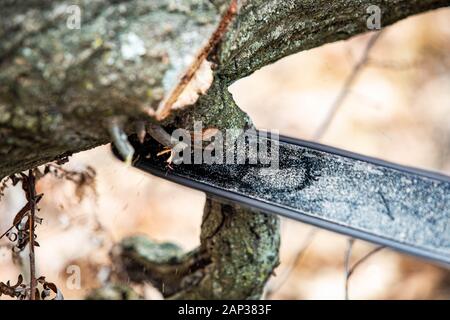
114, 134, 450, 266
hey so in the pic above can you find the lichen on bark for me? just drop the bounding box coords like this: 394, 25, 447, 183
1, 0, 448, 178
113, 197, 280, 300
1, 0, 449, 300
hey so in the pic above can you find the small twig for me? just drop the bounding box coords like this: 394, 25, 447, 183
27, 170, 37, 300
313, 31, 383, 141
147, 124, 175, 148
146, 124, 190, 163
1, 168, 66, 300
109, 121, 134, 165
135, 121, 146, 144
344, 239, 355, 300
344, 239, 384, 300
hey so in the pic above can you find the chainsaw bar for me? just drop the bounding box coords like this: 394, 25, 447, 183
114, 133, 450, 266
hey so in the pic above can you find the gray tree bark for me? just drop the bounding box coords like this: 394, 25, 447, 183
1, 0, 448, 179
1, 0, 448, 299
112, 198, 280, 299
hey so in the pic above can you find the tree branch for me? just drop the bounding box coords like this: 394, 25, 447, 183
0, 0, 448, 178
313, 31, 383, 141
112, 197, 280, 299
1, 0, 448, 301
216, 0, 450, 82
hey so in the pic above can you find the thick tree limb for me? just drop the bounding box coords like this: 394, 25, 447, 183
216, 0, 450, 82
0, 0, 448, 178
1, 0, 448, 300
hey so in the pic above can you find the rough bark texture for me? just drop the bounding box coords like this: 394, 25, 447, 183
1, 0, 448, 300
1, 0, 449, 178
112, 198, 280, 299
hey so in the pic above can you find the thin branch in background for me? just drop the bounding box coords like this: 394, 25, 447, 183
344, 238, 355, 300
0, 165, 73, 300
313, 31, 384, 141
367, 57, 421, 70
0, 171, 41, 299
27, 170, 37, 300
344, 239, 384, 300
265, 228, 317, 298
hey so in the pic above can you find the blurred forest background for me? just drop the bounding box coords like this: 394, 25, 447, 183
1, 8, 449, 299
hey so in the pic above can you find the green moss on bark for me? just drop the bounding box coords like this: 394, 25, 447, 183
114, 198, 280, 300
1, 0, 448, 178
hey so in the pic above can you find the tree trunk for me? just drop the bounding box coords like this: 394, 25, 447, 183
113, 197, 280, 299
1, 0, 448, 299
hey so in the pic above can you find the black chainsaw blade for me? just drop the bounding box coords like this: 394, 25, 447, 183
114, 133, 450, 266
